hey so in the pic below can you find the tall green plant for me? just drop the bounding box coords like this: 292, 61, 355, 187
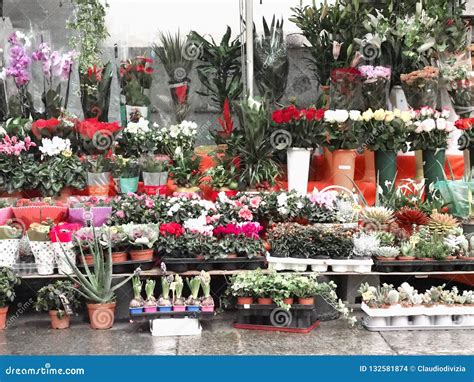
190, 27, 243, 112
254, 16, 289, 105
64, 227, 137, 304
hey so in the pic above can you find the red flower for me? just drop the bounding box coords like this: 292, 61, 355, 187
145, 67, 154, 74
87, 65, 103, 82
331, 67, 362, 82
272, 109, 285, 124
31, 118, 61, 139
50, 223, 82, 243
315, 108, 325, 121
160, 222, 184, 237
76, 118, 121, 140
136, 65, 145, 73
455, 118, 474, 131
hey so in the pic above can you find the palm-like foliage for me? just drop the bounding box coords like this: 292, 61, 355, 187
63, 227, 137, 304
190, 26, 243, 112
254, 16, 289, 105
152, 32, 194, 83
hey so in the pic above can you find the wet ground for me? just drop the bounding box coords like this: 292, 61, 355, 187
1, 312, 473, 355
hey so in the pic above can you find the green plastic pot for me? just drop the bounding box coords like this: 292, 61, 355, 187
422, 149, 446, 199
120, 177, 139, 194
374, 150, 397, 194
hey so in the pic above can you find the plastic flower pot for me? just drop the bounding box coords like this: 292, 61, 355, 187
422, 149, 446, 198
434, 315, 453, 326
130, 249, 154, 261
68, 207, 113, 227
49, 311, 70, 329
201, 305, 214, 312
87, 172, 111, 197
54, 242, 76, 275
0, 239, 20, 268
257, 297, 273, 305
129, 307, 143, 314
390, 316, 409, 327
287, 148, 312, 194
119, 177, 139, 194
237, 297, 253, 305
158, 305, 172, 312
0, 306, 8, 330
413, 315, 432, 326
0, 207, 13, 225
144, 306, 157, 313
374, 150, 397, 194
142, 172, 168, 187
282, 298, 294, 305
332, 149, 356, 190
29, 241, 55, 275
298, 297, 315, 305
172, 305, 186, 312
87, 302, 116, 330
125, 105, 149, 122
12, 206, 68, 229
186, 305, 200, 312
112, 251, 128, 263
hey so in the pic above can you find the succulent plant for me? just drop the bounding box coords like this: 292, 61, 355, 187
387, 290, 400, 305
394, 206, 429, 234
144, 279, 156, 307
375, 231, 395, 246
360, 206, 395, 230
428, 212, 459, 235
376, 246, 400, 258
400, 241, 415, 258
352, 232, 380, 259
129, 275, 144, 309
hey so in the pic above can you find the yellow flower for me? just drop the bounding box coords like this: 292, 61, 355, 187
62, 149, 72, 158
384, 111, 395, 123
393, 109, 401, 118
400, 111, 412, 123
373, 109, 386, 121
362, 109, 374, 122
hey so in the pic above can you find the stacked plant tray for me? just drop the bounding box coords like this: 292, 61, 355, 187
266, 255, 373, 273
161, 256, 266, 272
373, 259, 474, 273
361, 302, 474, 331
233, 303, 320, 333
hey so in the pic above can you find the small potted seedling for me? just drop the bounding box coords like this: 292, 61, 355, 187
158, 275, 173, 312
185, 276, 201, 312
171, 275, 186, 312
143, 279, 157, 313
129, 275, 144, 314
199, 271, 214, 312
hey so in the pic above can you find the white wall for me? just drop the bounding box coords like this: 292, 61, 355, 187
104, 0, 317, 47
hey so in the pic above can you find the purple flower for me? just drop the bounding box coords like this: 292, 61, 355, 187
32, 42, 75, 82
6, 33, 31, 87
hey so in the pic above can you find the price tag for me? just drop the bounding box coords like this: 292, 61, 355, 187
243, 304, 251, 309
338, 165, 351, 170
59, 294, 74, 316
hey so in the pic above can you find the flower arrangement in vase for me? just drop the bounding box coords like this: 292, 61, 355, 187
401, 66, 439, 109
358, 66, 391, 110
158, 274, 173, 312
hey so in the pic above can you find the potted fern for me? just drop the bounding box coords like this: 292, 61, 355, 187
185, 276, 201, 312
63, 227, 138, 329
129, 275, 144, 314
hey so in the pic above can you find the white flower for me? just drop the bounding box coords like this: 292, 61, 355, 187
277, 206, 289, 215
174, 146, 182, 157
441, 108, 451, 119
400, 111, 412, 123
421, 119, 436, 132
169, 125, 180, 138
276, 193, 288, 207
0, 68, 6, 81
334, 110, 349, 123
349, 110, 361, 121
324, 110, 336, 123
362, 109, 374, 122
248, 97, 261, 110
414, 121, 423, 134
436, 118, 447, 131
39, 137, 71, 157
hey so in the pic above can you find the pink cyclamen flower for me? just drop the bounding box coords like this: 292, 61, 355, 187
238, 206, 253, 221
116, 210, 125, 219
249, 196, 262, 209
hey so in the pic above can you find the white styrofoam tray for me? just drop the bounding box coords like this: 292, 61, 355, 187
266, 255, 373, 273
150, 317, 202, 337
361, 302, 474, 317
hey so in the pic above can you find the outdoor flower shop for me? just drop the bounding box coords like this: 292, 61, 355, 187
0, 0, 473, 336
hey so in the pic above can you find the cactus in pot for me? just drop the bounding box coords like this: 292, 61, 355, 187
199, 271, 214, 312
129, 275, 144, 313
158, 275, 173, 311
185, 276, 201, 311
171, 275, 185, 311
144, 279, 157, 312
387, 290, 400, 306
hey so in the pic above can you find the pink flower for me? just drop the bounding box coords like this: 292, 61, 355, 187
116, 210, 125, 219
249, 196, 261, 209
238, 206, 253, 221
145, 198, 155, 208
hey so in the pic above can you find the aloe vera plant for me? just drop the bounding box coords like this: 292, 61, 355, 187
185, 276, 201, 306
63, 227, 138, 304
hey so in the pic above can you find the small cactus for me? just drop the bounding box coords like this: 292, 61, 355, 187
387, 290, 400, 305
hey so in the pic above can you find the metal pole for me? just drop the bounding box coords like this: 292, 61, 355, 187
245, 0, 254, 98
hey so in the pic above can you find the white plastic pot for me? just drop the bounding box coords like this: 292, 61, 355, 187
367, 317, 387, 327
287, 148, 311, 195
413, 315, 432, 326
30, 241, 56, 275
391, 316, 409, 327
434, 315, 453, 326
0, 239, 20, 268
54, 242, 76, 275
311, 264, 329, 272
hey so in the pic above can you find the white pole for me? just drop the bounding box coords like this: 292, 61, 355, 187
245, 0, 254, 98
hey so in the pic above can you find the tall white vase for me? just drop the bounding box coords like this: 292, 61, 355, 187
287, 148, 312, 194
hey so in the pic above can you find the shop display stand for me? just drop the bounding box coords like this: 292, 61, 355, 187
162, 256, 266, 272
373, 259, 474, 273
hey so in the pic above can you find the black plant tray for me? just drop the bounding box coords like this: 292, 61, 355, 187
373, 259, 474, 273
77, 259, 156, 274
234, 303, 318, 330
129, 310, 215, 322
160, 256, 266, 272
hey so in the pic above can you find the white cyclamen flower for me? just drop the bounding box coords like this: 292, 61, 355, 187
39, 137, 71, 157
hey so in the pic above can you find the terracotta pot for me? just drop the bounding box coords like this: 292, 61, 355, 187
112, 251, 128, 263
80, 254, 94, 266
237, 297, 253, 305
257, 297, 273, 305
298, 297, 315, 305
397, 256, 416, 261
130, 249, 154, 261
226, 253, 238, 259
49, 311, 70, 329
0, 306, 8, 330
282, 298, 294, 305
331, 149, 356, 190
417, 257, 434, 261
446, 256, 457, 261
87, 302, 116, 330
376, 257, 396, 262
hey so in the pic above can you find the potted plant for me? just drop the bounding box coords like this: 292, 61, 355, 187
122, 223, 158, 261
401, 67, 439, 110
27, 222, 55, 275
119, 56, 153, 122
118, 118, 163, 158
322, 109, 362, 189
201, 161, 239, 201
0, 224, 23, 268
408, 107, 455, 194
68, 197, 113, 227
129, 275, 144, 314
170, 275, 185, 311
199, 271, 214, 312
63, 227, 138, 329
254, 271, 274, 305
50, 223, 82, 275
271, 105, 325, 194
140, 154, 169, 193
83, 155, 113, 197
158, 275, 173, 312
34, 280, 80, 329
352, 232, 380, 260
0, 267, 21, 329
153, 33, 194, 122
114, 156, 141, 194
292, 275, 317, 305
143, 279, 157, 313
169, 151, 202, 193
359, 66, 391, 110
185, 276, 201, 312
358, 108, 411, 194
73, 227, 95, 266
100, 226, 128, 263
